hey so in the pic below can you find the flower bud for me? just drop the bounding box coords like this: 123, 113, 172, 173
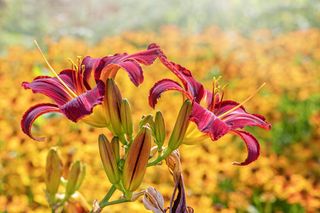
154, 111, 165, 148
45, 148, 63, 201
142, 187, 165, 213
66, 161, 84, 197
98, 134, 120, 184
105, 79, 123, 135
75, 164, 86, 191
120, 98, 133, 137
123, 126, 151, 192
111, 136, 120, 162
168, 100, 192, 151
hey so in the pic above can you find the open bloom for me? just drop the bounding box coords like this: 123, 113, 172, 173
149, 44, 271, 165
21, 43, 159, 141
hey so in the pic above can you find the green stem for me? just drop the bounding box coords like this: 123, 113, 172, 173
147, 148, 172, 167
99, 198, 130, 208
99, 185, 116, 206
118, 134, 128, 146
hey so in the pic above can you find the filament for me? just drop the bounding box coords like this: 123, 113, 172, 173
34, 40, 78, 98
217, 83, 266, 119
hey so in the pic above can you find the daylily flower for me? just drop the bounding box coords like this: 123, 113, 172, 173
21, 42, 159, 141
148, 44, 271, 165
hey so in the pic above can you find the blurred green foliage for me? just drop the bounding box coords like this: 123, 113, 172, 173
272, 94, 320, 153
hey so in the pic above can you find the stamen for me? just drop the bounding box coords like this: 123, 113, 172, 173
67, 58, 78, 70
217, 83, 266, 119
209, 76, 224, 111
34, 40, 78, 98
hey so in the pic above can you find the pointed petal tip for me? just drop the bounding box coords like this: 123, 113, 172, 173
21, 103, 61, 141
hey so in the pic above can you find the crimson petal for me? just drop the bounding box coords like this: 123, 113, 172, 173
94, 45, 159, 86
60, 81, 105, 122
149, 44, 205, 103
22, 76, 72, 106
223, 112, 271, 130
21, 103, 61, 141
231, 130, 260, 166
190, 102, 230, 140
114, 59, 144, 86
215, 100, 271, 130
149, 79, 192, 108
81, 56, 102, 89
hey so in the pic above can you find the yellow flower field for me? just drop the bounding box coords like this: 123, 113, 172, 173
0, 27, 319, 212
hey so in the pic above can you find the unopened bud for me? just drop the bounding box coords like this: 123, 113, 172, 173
154, 111, 165, 148
168, 100, 192, 150
105, 79, 123, 135
120, 98, 133, 137
123, 126, 151, 192
142, 187, 165, 213
66, 161, 83, 197
111, 136, 120, 162
98, 134, 120, 184
75, 164, 86, 191
45, 148, 63, 200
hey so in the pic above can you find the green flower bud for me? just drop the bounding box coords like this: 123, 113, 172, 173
75, 163, 86, 191
154, 111, 165, 148
168, 100, 192, 151
45, 148, 63, 201
123, 126, 151, 192
111, 136, 120, 162
98, 134, 120, 184
120, 98, 133, 137
66, 161, 85, 197
105, 79, 123, 135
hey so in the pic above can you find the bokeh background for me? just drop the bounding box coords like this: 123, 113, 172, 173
1, 0, 320, 212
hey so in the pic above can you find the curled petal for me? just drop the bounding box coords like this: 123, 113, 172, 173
149, 79, 192, 108
216, 100, 271, 130
112, 59, 144, 86
126, 44, 160, 65
21, 103, 61, 141
22, 76, 72, 106
224, 112, 271, 130
60, 81, 105, 122
94, 45, 159, 86
149, 44, 204, 103
190, 102, 230, 141
231, 130, 260, 166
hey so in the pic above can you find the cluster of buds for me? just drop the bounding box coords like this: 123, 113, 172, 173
45, 148, 89, 212
92, 79, 195, 211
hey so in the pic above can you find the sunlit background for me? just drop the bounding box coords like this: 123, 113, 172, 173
0, 0, 319, 212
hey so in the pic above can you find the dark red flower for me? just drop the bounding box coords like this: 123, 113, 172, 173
149, 44, 271, 165
21, 44, 160, 141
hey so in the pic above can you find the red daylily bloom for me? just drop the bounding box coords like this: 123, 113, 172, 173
22, 44, 160, 141
149, 44, 271, 165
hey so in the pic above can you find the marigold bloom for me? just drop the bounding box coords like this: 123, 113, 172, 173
149, 44, 271, 165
